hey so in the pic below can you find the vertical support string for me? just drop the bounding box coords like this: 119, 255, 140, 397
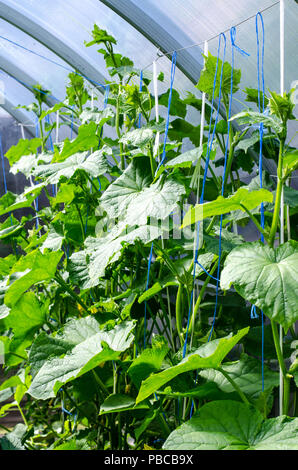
279, 0, 285, 415
153, 60, 160, 159
45, 114, 56, 197
54, 110, 60, 197
143, 52, 177, 349
256, 11, 266, 393
138, 70, 143, 129
183, 33, 227, 361
189, 29, 249, 419
84, 85, 110, 235
34, 117, 39, 229
191, 40, 208, 349
208, 28, 250, 342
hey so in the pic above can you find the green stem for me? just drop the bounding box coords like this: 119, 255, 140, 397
176, 283, 184, 346
240, 204, 269, 243
75, 203, 85, 241
271, 321, 291, 415
92, 370, 109, 397
218, 367, 250, 405
115, 92, 124, 170
0, 423, 11, 432
269, 139, 285, 247
17, 403, 28, 427
188, 259, 219, 334
222, 95, 235, 194
55, 273, 88, 312
271, 322, 287, 378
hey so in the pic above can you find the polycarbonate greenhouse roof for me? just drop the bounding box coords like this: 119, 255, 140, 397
0, 0, 297, 146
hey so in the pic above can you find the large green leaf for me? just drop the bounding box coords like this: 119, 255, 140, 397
119, 128, 154, 149
168, 119, 201, 146
101, 156, 151, 218
165, 147, 203, 169
101, 156, 185, 226
163, 400, 298, 450
40, 224, 65, 252
2, 292, 47, 341
5, 138, 42, 165
79, 106, 114, 125
204, 227, 244, 255
0, 223, 23, 240
196, 52, 241, 98
221, 241, 298, 330
230, 110, 283, 135
0, 423, 27, 450
55, 122, 99, 162
69, 222, 162, 289
199, 353, 279, 400
4, 250, 63, 307
159, 89, 187, 118
0, 254, 16, 278
136, 328, 249, 403
138, 252, 215, 303
10, 152, 53, 178
0, 189, 42, 217
28, 317, 135, 399
128, 337, 169, 388
99, 394, 149, 415
33, 148, 110, 184
182, 188, 273, 227
283, 149, 298, 175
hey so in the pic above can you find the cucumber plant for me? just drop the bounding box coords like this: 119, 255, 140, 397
0, 26, 298, 451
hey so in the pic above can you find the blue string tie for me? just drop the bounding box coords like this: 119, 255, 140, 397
251, 304, 259, 319
183, 32, 227, 361
143, 52, 177, 348
256, 11, 266, 392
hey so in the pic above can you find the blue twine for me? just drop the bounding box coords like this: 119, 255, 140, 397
45, 114, 56, 197
183, 33, 227, 361
84, 86, 110, 234
196, 261, 219, 281
104, 85, 110, 108
189, 29, 248, 419
251, 304, 259, 319
138, 70, 143, 128
256, 11, 265, 392
143, 52, 177, 349
207, 28, 249, 343
34, 118, 40, 229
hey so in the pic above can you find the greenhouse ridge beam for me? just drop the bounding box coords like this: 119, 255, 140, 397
99, 0, 203, 84
0, 98, 35, 137
0, 1, 108, 93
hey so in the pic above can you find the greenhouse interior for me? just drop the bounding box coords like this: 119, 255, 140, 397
0, 0, 297, 453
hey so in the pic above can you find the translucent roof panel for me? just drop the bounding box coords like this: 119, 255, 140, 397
0, 0, 296, 147
1, 0, 164, 83
0, 19, 71, 102
0, 0, 201, 118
